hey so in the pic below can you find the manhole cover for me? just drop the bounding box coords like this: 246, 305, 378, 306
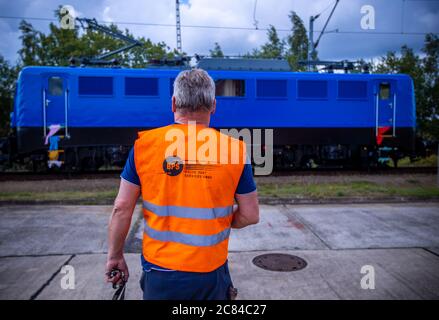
252, 253, 307, 272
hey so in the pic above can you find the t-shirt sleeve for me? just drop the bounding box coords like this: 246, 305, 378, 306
235, 163, 257, 195
120, 147, 140, 186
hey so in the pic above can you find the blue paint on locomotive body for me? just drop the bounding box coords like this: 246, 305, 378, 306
12, 66, 416, 130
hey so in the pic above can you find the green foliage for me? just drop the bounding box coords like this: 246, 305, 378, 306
0, 55, 18, 136
240, 12, 312, 70
285, 11, 310, 71
17, 17, 174, 68
209, 42, 224, 58
252, 25, 285, 59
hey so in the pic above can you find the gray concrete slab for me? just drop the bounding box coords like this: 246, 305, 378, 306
0, 255, 71, 300
0, 205, 140, 256
289, 203, 439, 249
132, 204, 330, 251
37, 253, 142, 300
229, 248, 439, 300
228, 205, 329, 251
1, 203, 439, 299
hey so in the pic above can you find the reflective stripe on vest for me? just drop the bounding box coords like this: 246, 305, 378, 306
144, 219, 231, 247
143, 200, 233, 220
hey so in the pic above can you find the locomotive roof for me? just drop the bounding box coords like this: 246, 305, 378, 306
17, 65, 412, 82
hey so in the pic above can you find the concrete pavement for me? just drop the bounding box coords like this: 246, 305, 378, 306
0, 203, 439, 299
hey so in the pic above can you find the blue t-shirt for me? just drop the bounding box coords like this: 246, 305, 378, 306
121, 146, 257, 272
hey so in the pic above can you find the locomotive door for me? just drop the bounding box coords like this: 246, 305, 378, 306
374, 80, 396, 139
43, 74, 69, 137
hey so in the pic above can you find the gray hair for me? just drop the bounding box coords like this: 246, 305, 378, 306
173, 68, 215, 113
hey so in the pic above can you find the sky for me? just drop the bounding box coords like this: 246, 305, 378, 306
0, 0, 438, 65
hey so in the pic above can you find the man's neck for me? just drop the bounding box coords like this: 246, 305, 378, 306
174, 112, 210, 126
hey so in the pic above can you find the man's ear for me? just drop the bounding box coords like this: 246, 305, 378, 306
172, 96, 177, 113
211, 99, 216, 115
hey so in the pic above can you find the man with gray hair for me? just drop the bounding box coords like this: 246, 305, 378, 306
106, 68, 259, 300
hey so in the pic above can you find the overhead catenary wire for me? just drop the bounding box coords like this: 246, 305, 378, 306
0, 15, 437, 36
253, 0, 259, 29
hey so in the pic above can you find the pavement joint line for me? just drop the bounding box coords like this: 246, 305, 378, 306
281, 204, 332, 250
321, 275, 343, 299
1, 247, 436, 258
375, 261, 425, 299
422, 248, 439, 258
29, 254, 76, 300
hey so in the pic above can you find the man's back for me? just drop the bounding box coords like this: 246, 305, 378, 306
106, 69, 259, 300
134, 123, 246, 272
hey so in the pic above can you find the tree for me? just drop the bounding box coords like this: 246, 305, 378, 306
421, 34, 439, 140
209, 42, 224, 58
0, 55, 18, 136
18, 20, 45, 66
16, 7, 175, 68
258, 25, 285, 59
285, 11, 310, 71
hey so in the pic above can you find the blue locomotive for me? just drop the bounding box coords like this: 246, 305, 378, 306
4, 58, 416, 171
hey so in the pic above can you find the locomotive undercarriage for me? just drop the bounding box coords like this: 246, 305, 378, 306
1, 142, 407, 172
272, 144, 405, 170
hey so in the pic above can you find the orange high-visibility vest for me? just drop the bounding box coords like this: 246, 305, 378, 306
134, 123, 246, 272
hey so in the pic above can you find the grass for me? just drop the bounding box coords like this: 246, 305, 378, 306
0, 179, 438, 204
257, 180, 439, 200
393, 154, 438, 167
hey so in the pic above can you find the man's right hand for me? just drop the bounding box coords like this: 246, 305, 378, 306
105, 256, 129, 285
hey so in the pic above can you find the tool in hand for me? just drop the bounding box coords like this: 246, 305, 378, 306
106, 268, 126, 300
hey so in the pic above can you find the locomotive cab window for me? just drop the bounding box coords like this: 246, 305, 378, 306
215, 79, 245, 97
379, 83, 390, 100
125, 77, 158, 96
78, 76, 113, 95
49, 77, 63, 96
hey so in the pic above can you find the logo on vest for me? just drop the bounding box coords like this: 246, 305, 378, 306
163, 156, 184, 176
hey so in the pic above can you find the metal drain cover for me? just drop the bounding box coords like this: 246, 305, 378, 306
252, 253, 307, 272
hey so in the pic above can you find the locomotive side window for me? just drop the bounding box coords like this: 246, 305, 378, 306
215, 79, 245, 97
125, 77, 158, 96
338, 81, 367, 99
297, 80, 327, 99
257, 80, 287, 98
379, 83, 390, 100
78, 76, 113, 95
49, 77, 63, 96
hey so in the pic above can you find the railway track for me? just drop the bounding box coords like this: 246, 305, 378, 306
0, 167, 436, 181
